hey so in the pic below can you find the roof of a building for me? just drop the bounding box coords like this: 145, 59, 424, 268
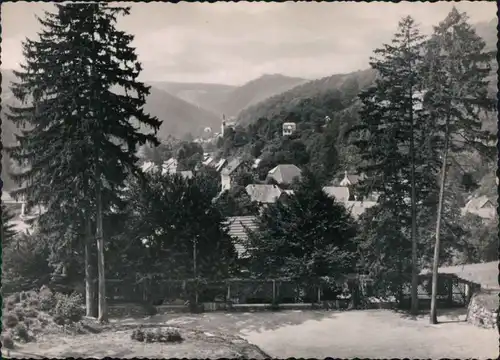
245, 184, 283, 204
322, 186, 350, 202
420, 261, 499, 290
465, 195, 496, 210
179, 171, 194, 180
215, 159, 228, 172
202, 157, 215, 166
462, 196, 497, 220
340, 171, 366, 186
141, 161, 156, 173
221, 158, 244, 176
267, 164, 302, 185
345, 200, 377, 218
224, 216, 258, 257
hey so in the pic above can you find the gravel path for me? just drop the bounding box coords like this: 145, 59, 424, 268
112, 308, 497, 358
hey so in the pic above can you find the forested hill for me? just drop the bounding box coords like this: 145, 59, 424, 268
219, 74, 309, 118
219, 19, 497, 203
236, 69, 376, 126
236, 19, 496, 128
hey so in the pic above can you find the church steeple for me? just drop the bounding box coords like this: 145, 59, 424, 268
221, 114, 226, 137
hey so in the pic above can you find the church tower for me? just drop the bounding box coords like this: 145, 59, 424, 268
221, 114, 226, 137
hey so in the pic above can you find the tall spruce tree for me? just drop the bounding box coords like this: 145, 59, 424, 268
425, 8, 496, 324
245, 170, 358, 289
348, 17, 442, 313
6, 3, 161, 322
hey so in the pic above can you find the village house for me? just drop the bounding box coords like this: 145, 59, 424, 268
461, 195, 496, 221
282, 122, 297, 136
245, 184, 283, 206
266, 164, 302, 186
321, 186, 377, 219
141, 158, 193, 180
220, 158, 252, 192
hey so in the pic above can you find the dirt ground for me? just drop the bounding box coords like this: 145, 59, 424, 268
4, 308, 498, 359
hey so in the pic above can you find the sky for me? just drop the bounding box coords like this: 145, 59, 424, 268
1, 1, 496, 86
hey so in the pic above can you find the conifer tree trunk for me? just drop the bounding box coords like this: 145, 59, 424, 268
85, 214, 96, 317
430, 113, 450, 324
410, 107, 419, 316
95, 162, 108, 323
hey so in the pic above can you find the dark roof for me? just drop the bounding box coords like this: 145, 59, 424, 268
267, 164, 302, 185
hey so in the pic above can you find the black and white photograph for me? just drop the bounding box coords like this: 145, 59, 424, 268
1, 1, 498, 358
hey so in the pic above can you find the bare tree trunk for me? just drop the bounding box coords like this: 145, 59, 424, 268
85, 215, 96, 317
430, 116, 450, 324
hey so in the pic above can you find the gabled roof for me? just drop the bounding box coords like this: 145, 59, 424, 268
465, 195, 495, 210
245, 184, 283, 204
141, 161, 156, 173
215, 159, 228, 172
162, 158, 178, 174
340, 171, 366, 186
221, 158, 244, 176
224, 216, 258, 257
267, 164, 302, 185
322, 186, 350, 202
202, 157, 215, 166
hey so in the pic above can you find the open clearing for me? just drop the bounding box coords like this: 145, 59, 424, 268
5, 308, 497, 359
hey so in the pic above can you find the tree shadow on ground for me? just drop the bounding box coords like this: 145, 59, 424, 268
393, 307, 467, 323
112, 310, 337, 334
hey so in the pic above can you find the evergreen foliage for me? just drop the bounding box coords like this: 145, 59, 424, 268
245, 170, 358, 284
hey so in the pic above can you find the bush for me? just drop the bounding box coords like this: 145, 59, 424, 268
4, 313, 19, 328
131, 327, 183, 343
24, 308, 39, 318
131, 327, 145, 342
52, 292, 84, 323
14, 323, 30, 342
1, 333, 15, 349
39, 291, 56, 312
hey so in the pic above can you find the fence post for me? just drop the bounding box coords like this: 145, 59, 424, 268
272, 280, 276, 304
317, 285, 321, 304
227, 283, 231, 302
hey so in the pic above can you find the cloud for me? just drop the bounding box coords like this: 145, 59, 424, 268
1, 1, 496, 85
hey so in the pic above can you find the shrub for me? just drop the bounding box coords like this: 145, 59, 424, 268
24, 308, 39, 318
14, 323, 30, 342
14, 308, 25, 321
1, 333, 15, 349
4, 313, 19, 328
53, 292, 84, 323
5, 301, 15, 311
131, 328, 145, 342
131, 327, 183, 343
39, 291, 56, 312
6, 293, 21, 305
